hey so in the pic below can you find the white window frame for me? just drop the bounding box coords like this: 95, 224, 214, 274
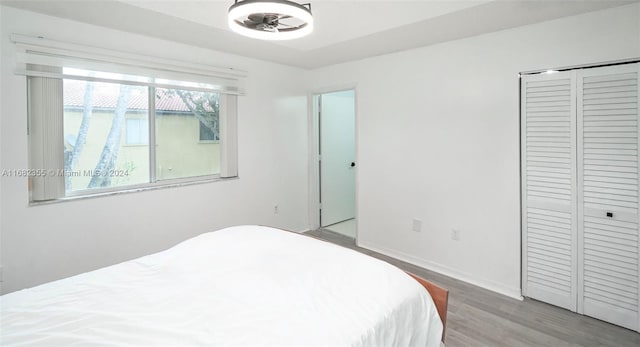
15, 34, 244, 202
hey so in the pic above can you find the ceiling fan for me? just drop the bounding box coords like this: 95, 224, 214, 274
242, 13, 293, 33
228, 0, 314, 40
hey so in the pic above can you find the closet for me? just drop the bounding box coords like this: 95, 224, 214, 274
521, 62, 639, 331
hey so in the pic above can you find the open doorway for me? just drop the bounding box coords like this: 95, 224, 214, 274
314, 89, 356, 239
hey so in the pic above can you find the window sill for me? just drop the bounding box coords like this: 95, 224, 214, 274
29, 175, 238, 206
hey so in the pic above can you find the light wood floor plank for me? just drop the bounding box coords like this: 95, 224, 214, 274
306, 229, 640, 347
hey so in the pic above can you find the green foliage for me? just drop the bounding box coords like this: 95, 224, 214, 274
159, 89, 220, 140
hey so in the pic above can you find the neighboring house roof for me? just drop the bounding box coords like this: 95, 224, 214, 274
63, 79, 209, 113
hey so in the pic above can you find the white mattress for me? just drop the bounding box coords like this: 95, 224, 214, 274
1, 225, 443, 346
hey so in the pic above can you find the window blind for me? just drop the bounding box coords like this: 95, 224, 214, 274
28, 73, 65, 201
220, 94, 238, 178
18, 34, 242, 201
12, 34, 247, 95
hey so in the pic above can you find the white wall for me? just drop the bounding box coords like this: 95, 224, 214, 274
0, 6, 309, 293
306, 4, 640, 298
2, 3, 639, 299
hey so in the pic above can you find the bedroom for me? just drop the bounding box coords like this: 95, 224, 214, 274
0, 0, 639, 345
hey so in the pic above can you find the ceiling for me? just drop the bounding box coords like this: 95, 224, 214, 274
123, 0, 495, 51
2, 0, 637, 69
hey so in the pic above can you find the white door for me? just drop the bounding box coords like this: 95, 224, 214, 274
522, 63, 640, 332
521, 70, 579, 311
577, 63, 640, 331
320, 90, 356, 227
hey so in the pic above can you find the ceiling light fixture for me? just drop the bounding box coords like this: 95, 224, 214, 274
228, 0, 313, 41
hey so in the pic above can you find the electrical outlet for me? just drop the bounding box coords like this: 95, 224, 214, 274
412, 219, 422, 232
451, 229, 460, 241
274, 205, 279, 214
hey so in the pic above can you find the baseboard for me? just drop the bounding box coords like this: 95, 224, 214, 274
358, 241, 524, 301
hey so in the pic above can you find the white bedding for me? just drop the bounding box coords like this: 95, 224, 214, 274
1, 225, 443, 346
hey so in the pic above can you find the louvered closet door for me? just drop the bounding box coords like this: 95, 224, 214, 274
521, 71, 578, 311
577, 63, 640, 331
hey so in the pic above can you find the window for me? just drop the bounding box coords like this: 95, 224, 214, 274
33, 76, 236, 199
155, 88, 221, 180
199, 121, 218, 142
125, 118, 149, 145
63, 80, 150, 191
16, 34, 244, 202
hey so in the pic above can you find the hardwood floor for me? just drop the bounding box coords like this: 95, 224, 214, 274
305, 229, 640, 347
324, 218, 356, 238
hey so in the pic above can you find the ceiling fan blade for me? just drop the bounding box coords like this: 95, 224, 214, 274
243, 19, 260, 28
247, 13, 264, 23
253, 23, 276, 32
241, 12, 294, 32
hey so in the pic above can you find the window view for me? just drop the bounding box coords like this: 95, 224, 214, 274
155, 88, 221, 181
27, 59, 238, 202
62, 81, 222, 194
199, 121, 218, 142
125, 118, 149, 145
63, 80, 150, 192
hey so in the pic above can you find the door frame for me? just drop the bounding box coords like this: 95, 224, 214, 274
307, 85, 359, 239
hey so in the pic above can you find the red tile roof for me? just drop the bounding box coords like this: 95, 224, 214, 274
63, 79, 192, 112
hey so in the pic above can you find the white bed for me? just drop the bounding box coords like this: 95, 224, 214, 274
1, 225, 444, 346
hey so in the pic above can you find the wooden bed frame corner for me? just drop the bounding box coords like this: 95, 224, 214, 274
303, 231, 449, 342
406, 272, 449, 342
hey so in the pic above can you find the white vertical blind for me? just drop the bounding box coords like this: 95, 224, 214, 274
28, 75, 65, 201
577, 63, 639, 331
220, 94, 238, 178
521, 70, 578, 311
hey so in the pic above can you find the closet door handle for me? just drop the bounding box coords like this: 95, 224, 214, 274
606, 211, 613, 218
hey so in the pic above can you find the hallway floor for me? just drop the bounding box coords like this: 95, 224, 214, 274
324, 218, 356, 238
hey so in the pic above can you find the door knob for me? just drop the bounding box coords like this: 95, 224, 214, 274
350, 162, 356, 167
